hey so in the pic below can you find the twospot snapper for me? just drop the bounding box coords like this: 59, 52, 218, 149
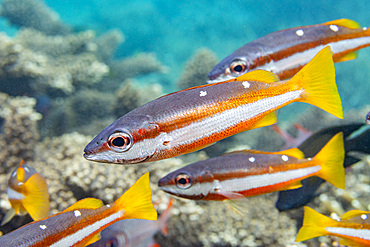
296, 207, 370, 247
158, 133, 345, 200
84, 46, 343, 164
1, 160, 49, 226
208, 19, 370, 83
0, 173, 157, 247
88, 198, 173, 247
276, 123, 370, 211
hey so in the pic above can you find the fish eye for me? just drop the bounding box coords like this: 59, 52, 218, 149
108, 132, 133, 152
105, 239, 118, 247
175, 173, 192, 189
230, 60, 248, 75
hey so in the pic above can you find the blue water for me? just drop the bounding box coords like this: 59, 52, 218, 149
0, 0, 369, 109
49, 0, 370, 107
0, 1, 369, 246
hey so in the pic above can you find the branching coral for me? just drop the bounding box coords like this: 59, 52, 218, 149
0, 0, 70, 35
177, 48, 218, 89
0, 92, 41, 174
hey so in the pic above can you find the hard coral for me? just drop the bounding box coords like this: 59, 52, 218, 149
0, 30, 110, 95
0, 92, 41, 174
110, 52, 167, 81
0, 0, 70, 35
177, 48, 218, 89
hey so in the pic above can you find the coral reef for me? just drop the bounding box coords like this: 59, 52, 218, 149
0, 92, 41, 174
177, 48, 219, 89
0, 0, 70, 35
0, 29, 110, 95
110, 53, 167, 82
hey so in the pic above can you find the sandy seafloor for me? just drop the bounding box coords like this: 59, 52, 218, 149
0, 0, 369, 246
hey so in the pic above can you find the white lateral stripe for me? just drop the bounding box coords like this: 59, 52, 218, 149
259, 37, 370, 74
164, 90, 303, 150
326, 227, 370, 240
163, 166, 320, 197
7, 187, 25, 200
218, 166, 320, 192
50, 210, 124, 247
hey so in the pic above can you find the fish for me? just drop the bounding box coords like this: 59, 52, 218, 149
276, 123, 370, 211
271, 123, 312, 150
366, 111, 370, 125
0, 173, 157, 247
84, 46, 343, 164
296, 207, 370, 247
158, 132, 344, 201
1, 160, 49, 226
208, 19, 370, 83
87, 198, 174, 247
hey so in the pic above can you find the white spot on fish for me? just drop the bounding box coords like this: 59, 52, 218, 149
281, 155, 289, 162
74, 210, 81, 217
39, 225, 47, 230
308, 158, 312, 161
296, 29, 304, 36
12, 171, 17, 177
330, 25, 339, 32
24, 167, 30, 173
361, 214, 368, 220
249, 157, 255, 162
200, 91, 207, 97
363, 27, 367, 31
242, 81, 250, 88
17, 182, 23, 186
106, 204, 110, 208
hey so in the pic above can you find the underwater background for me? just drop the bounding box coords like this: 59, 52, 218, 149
0, 0, 369, 246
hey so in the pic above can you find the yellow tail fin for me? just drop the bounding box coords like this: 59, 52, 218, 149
296, 206, 338, 242
22, 173, 50, 221
113, 172, 157, 221
313, 132, 345, 189
290, 46, 343, 119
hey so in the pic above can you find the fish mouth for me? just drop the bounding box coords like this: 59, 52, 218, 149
83, 151, 152, 164
207, 74, 236, 84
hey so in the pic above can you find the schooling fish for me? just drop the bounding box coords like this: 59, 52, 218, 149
0, 173, 157, 247
88, 198, 174, 247
208, 19, 370, 83
1, 160, 49, 226
158, 133, 344, 201
296, 207, 370, 247
276, 123, 370, 211
84, 46, 343, 164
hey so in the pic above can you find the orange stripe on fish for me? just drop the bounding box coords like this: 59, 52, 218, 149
1, 160, 49, 226
88, 198, 174, 247
0, 173, 157, 247
158, 133, 344, 200
208, 19, 370, 82
84, 46, 342, 164
296, 207, 370, 247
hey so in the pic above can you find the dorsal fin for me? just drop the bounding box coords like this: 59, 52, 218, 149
271, 148, 305, 159
341, 210, 370, 220
63, 198, 104, 212
323, 19, 361, 29
233, 70, 280, 83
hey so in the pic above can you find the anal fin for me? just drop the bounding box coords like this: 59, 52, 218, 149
281, 180, 302, 190
335, 51, 358, 62
251, 112, 278, 129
